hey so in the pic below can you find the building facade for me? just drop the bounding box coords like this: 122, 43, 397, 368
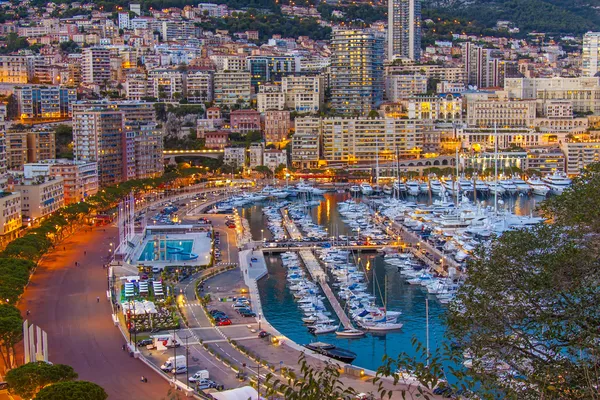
82, 47, 111, 85
388, 0, 421, 61
14, 176, 64, 221
14, 85, 77, 119
264, 110, 291, 143
330, 30, 384, 115
213, 71, 252, 106
583, 32, 600, 77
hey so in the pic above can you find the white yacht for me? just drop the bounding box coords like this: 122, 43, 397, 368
474, 179, 489, 195
499, 179, 518, 195
526, 177, 550, 196
419, 182, 430, 194
382, 185, 393, 195
406, 180, 420, 196
458, 178, 474, 194
542, 171, 572, 195
349, 185, 361, 195
512, 176, 531, 194
429, 179, 444, 195
393, 181, 407, 195
487, 182, 506, 196
360, 183, 374, 195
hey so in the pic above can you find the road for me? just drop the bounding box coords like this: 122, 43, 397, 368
17, 227, 176, 400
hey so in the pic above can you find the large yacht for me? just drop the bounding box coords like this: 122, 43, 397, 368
542, 171, 572, 194
360, 182, 374, 195
405, 180, 420, 196
526, 177, 550, 196
512, 176, 531, 194
499, 179, 518, 195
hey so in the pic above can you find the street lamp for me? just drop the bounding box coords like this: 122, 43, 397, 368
258, 313, 262, 330
261, 229, 264, 242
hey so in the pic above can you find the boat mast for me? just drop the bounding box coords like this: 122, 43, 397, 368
375, 136, 380, 187
454, 147, 459, 204
426, 297, 430, 367
494, 123, 498, 216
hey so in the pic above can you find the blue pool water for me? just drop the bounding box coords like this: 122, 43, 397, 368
138, 239, 195, 261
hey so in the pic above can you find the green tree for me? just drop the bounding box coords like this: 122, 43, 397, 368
5, 362, 78, 399
254, 165, 272, 178
35, 381, 107, 400
0, 304, 23, 371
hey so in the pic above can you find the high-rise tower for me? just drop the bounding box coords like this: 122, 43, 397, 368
388, 0, 421, 61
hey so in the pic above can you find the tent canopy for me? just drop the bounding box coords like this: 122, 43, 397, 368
210, 386, 262, 400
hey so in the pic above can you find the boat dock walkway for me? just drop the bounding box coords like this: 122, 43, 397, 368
280, 208, 303, 240
298, 250, 354, 330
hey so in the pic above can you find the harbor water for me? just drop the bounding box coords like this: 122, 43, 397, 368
245, 192, 538, 375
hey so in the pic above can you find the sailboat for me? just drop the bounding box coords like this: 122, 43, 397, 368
336, 294, 365, 337
359, 276, 403, 331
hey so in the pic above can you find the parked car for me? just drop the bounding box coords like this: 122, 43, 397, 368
171, 365, 188, 374
188, 370, 209, 383
239, 310, 256, 317
196, 379, 219, 390
137, 338, 153, 347
217, 319, 232, 326
258, 330, 270, 338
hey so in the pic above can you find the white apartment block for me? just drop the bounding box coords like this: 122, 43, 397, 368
257, 85, 285, 112
466, 97, 537, 128
292, 117, 322, 169
248, 142, 264, 169
282, 75, 323, 113
148, 68, 185, 101
385, 74, 427, 101
210, 55, 247, 72
505, 77, 600, 114
263, 149, 287, 171
223, 147, 246, 168
560, 138, 600, 175
186, 69, 213, 103
14, 176, 64, 221
583, 32, 600, 77
213, 71, 251, 106
321, 118, 424, 164
386, 65, 466, 84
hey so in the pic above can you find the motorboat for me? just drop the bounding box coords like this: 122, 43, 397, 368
349, 185, 361, 195
382, 185, 393, 195
308, 324, 338, 335
526, 177, 550, 196
335, 328, 365, 337
406, 180, 420, 196
304, 342, 357, 363
499, 179, 518, 195
429, 179, 444, 195
487, 182, 506, 196
360, 183, 373, 196
542, 171, 571, 195
511, 176, 531, 194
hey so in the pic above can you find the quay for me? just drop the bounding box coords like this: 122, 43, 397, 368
261, 244, 388, 253
297, 250, 354, 330
280, 208, 303, 240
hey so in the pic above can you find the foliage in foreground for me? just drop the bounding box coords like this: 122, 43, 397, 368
5, 362, 78, 399
35, 380, 107, 400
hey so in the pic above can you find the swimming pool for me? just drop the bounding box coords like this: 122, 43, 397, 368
138, 239, 196, 261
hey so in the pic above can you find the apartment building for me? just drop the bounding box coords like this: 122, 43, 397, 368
14, 85, 77, 119
321, 117, 424, 164
82, 47, 111, 85
455, 126, 540, 150
24, 160, 99, 204
6, 131, 27, 170
560, 138, 600, 175
264, 110, 291, 142
526, 147, 566, 174
583, 32, 600, 77
223, 147, 246, 168
263, 149, 287, 171
330, 29, 385, 115
124, 73, 149, 101
257, 85, 285, 112
282, 75, 324, 113
148, 68, 185, 101
505, 77, 600, 114
0, 192, 22, 236
71, 101, 156, 125
248, 142, 264, 169
0, 56, 29, 83
27, 130, 55, 163
407, 94, 463, 121
230, 109, 260, 133
292, 117, 321, 169
14, 176, 64, 220
129, 123, 164, 180
213, 71, 251, 106
385, 74, 427, 101
246, 55, 300, 89
186, 69, 213, 103
466, 97, 537, 127
386, 64, 466, 84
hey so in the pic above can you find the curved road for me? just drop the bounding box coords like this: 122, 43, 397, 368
17, 226, 176, 399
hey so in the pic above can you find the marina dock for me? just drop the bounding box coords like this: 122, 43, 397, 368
298, 250, 354, 330
281, 208, 303, 240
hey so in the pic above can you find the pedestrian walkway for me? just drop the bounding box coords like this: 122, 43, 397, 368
298, 250, 354, 330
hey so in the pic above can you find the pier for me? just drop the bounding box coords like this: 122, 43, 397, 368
297, 250, 354, 330
280, 208, 303, 240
